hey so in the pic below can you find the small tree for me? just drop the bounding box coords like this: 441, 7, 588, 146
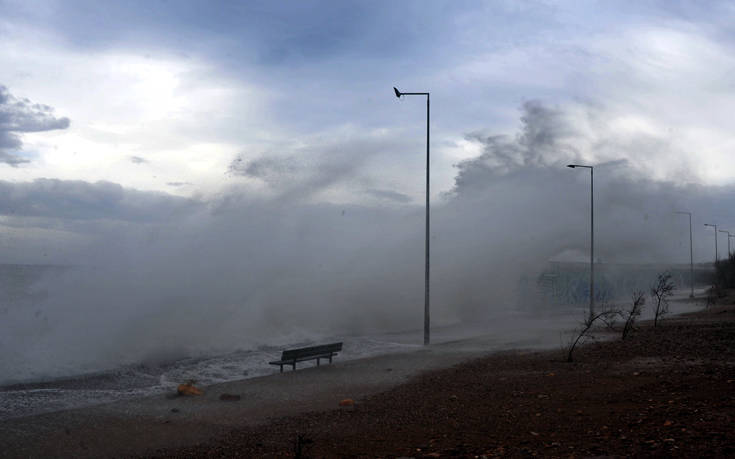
706, 284, 717, 310
621, 290, 645, 339
565, 307, 619, 362
650, 272, 674, 327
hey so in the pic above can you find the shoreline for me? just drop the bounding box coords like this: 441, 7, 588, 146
1, 288, 704, 421
0, 292, 719, 457
0, 327, 555, 458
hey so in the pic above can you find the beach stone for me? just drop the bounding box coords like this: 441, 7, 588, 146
177, 383, 203, 396
219, 393, 241, 401
339, 398, 354, 407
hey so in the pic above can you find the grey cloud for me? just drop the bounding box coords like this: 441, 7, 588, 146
0, 178, 200, 222
365, 188, 411, 203
228, 134, 390, 200
446, 101, 731, 279
0, 85, 70, 166
166, 181, 192, 187
230, 155, 298, 180
130, 156, 148, 164
456, 101, 578, 190
454, 100, 687, 196
0, 151, 30, 166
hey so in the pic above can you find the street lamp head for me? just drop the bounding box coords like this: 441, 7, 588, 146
393, 87, 402, 98
567, 164, 576, 168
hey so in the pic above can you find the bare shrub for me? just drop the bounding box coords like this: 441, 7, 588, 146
650, 272, 674, 327
621, 290, 645, 339
565, 307, 619, 362
706, 284, 718, 311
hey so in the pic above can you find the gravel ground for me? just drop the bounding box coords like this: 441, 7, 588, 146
153, 301, 735, 458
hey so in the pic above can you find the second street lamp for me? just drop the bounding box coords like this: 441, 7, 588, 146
567, 164, 594, 319
394, 86, 431, 345
704, 223, 718, 264
675, 211, 694, 298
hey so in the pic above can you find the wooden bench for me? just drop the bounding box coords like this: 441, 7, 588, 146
269, 342, 343, 373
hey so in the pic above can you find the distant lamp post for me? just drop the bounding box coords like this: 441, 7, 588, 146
675, 211, 694, 298
567, 164, 594, 319
704, 223, 718, 263
394, 86, 431, 345
719, 230, 732, 258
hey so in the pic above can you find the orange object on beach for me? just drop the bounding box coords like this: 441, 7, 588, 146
339, 398, 354, 407
177, 382, 203, 396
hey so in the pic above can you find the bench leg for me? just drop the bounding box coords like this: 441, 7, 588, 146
292, 362, 296, 371
329, 354, 333, 364
280, 365, 283, 373
317, 357, 320, 366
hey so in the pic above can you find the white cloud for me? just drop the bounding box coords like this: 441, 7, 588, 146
0, 24, 272, 194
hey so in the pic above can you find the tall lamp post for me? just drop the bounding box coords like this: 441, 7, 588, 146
704, 223, 718, 264
394, 86, 431, 345
675, 211, 694, 298
567, 164, 594, 319
719, 230, 732, 257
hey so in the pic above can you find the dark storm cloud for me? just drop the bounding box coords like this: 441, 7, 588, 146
0, 85, 70, 166
9, 1, 445, 62
0, 178, 200, 222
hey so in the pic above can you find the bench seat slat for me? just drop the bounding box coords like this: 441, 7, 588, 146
268, 353, 335, 365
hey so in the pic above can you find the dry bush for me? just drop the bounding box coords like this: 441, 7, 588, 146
621, 290, 645, 339
650, 272, 674, 327
565, 307, 619, 362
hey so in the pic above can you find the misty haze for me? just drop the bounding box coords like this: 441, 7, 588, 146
1, 1, 734, 457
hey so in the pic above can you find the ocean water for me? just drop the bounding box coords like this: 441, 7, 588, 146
0, 336, 419, 420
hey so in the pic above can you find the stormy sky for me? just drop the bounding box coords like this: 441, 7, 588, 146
0, 0, 733, 263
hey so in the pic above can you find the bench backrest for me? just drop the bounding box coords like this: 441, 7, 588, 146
281, 342, 343, 361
